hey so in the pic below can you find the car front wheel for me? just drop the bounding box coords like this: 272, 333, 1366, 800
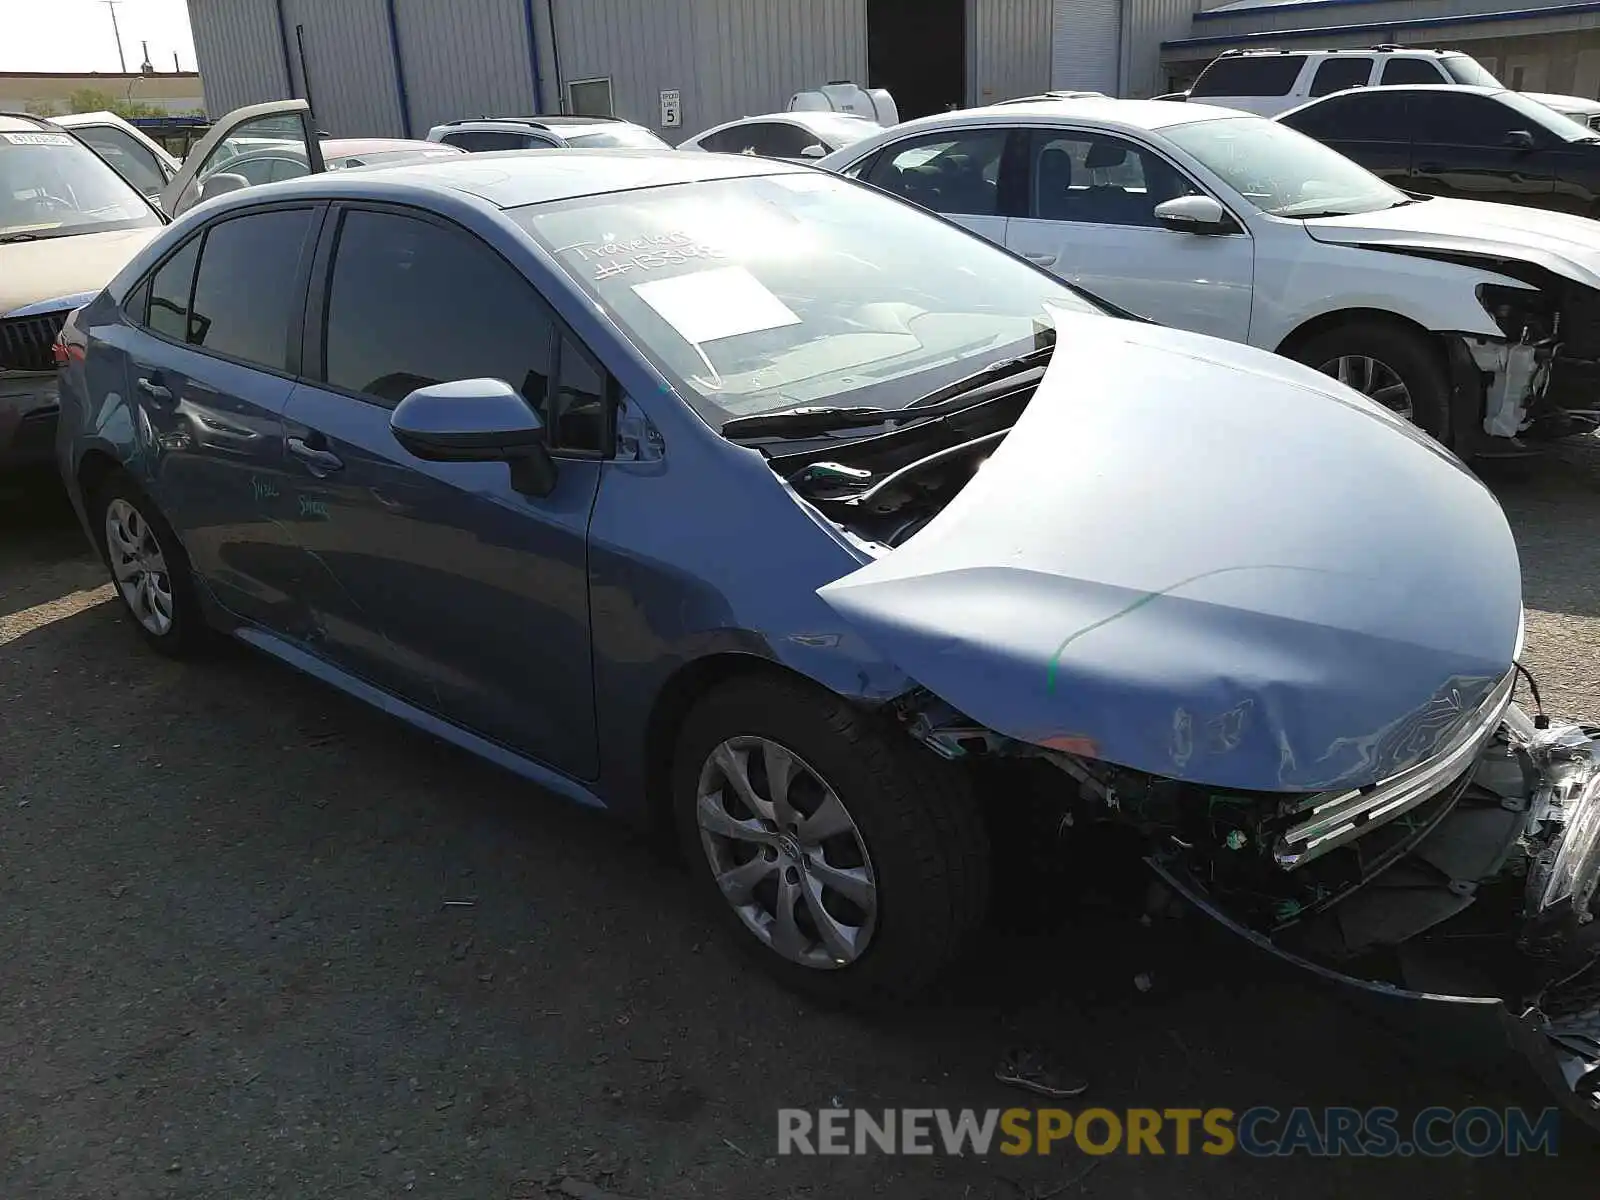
1293, 320, 1452, 445
672, 675, 990, 1006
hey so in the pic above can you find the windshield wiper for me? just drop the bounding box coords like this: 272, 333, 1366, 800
0, 232, 46, 244
719, 340, 1056, 440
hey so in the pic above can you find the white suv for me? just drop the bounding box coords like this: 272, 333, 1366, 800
423, 115, 670, 153
1188, 47, 1600, 128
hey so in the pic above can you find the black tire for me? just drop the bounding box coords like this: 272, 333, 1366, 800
671, 674, 990, 1008
1291, 320, 1452, 445
90, 471, 209, 657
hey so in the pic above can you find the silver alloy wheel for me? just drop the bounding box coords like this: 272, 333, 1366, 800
1317, 355, 1414, 420
104, 497, 175, 637
695, 735, 878, 970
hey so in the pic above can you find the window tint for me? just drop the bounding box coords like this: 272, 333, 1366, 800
1309, 58, 1371, 97
1190, 55, 1306, 97
143, 235, 201, 342
188, 208, 315, 369
75, 126, 167, 195
699, 121, 816, 158
1027, 130, 1199, 226
1379, 58, 1449, 85
550, 338, 610, 452
762, 123, 825, 158
862, 130, 1007, 216
322, 210, 601, 452
1283, 90, 1409, 141
1410, 92, 1535, 146
440, 130, 531, 152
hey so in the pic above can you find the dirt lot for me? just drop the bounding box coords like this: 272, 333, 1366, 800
4, 445, 1600, 1200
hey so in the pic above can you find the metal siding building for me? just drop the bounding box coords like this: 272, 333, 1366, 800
186, 0, 1194, 138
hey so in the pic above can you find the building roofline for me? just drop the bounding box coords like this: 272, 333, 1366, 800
1165, 0, 1600, 49
0, 70, 199, 80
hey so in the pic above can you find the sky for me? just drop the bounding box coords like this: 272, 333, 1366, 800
0, 0, 197, 73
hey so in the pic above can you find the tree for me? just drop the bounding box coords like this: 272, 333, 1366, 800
65, 88, 169, 119
25, 99, 61, 118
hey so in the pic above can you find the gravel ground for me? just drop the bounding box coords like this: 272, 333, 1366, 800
4, 444, 1600, 1200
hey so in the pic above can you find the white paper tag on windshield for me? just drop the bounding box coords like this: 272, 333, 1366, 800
2, 132, 74, 146
632, 266, 800, 345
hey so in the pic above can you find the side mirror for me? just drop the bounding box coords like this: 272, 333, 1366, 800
197, 171, 249, 201
1153, 194, 1237, 235
1505, 129, 1536, 151
800, 142, 828, 158
391, 378, 557, 497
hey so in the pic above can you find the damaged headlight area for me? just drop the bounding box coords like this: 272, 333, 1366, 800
1469, 282, 1600, 440
899, 688, 1600, 1122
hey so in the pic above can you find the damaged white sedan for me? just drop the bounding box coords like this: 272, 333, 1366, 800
820, 98, 1600, 455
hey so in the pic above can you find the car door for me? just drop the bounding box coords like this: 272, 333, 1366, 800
161, 99, 325, 217
1003, 128, 1253, 341
279, 203, 604, 779
1406, 91, 1558, 207
856, 127, 1012, 245
70, 122, 175, 201
109, 202, 325, 632
1279, 90, 1413, 184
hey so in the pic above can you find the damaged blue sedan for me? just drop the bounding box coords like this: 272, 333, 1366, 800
50, 141, 1600, 1126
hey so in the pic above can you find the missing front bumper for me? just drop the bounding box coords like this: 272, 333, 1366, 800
1153, 710, 1600, 1129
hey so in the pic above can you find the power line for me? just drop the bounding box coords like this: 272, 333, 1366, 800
101, 1, 128, 74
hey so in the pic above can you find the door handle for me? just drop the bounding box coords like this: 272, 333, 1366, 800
287, 436, 344, 475
136, 376, 174, 403
1023, 251, 1059, 267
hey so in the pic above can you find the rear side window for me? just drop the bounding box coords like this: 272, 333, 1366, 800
1283, 91, 1409, 142
1309, 58, 1371, 97
1191, 55, 1306, 98
186, 208, 316, 369
143, 235, 201, 342
441, 130, 534, 152
1379, 58, 1449, 85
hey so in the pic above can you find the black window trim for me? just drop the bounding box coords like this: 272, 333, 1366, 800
1014, 125, 1249, 234
120, 200, 327, 381
302, 199, 618, 460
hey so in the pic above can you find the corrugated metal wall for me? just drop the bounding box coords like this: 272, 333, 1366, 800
1051, 0, 1122, 92
280, 0, 403, 137
186, 0, 290, 115
968, 0, 1053, 106
549, 0, 866, 135
1119, 0, 1200, 96
394, 0, 539, 135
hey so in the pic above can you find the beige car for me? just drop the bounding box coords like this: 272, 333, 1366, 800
0, 112, 164, 470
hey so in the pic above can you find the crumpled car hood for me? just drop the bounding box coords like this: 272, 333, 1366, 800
1302, 197, 1600, 291
817, 311, 1524, 794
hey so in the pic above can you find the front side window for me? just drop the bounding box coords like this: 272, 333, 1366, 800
861, 130, 1008, 217
1379, 58, 1449, 86
74, 126, 168, 196
0, 126, 158, 239
1164, 115, 1406, 217
1309, 58, 1372, 97
187, 208, 317, 369
1190, 55, 1306, 98
1027, 130, 1200, 227
320, 209, 604, 451
1409, 92, 1578, 146
512, 171, 1109, 428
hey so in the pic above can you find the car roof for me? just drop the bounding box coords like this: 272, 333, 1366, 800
0, 112, 61, 132
237, 147, 808, 210
323, 137, 458, 155
887, 97, 1247, 134
1299, 83, 1507, 103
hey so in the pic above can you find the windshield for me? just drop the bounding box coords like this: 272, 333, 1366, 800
1164, 115, 1407, 217
566, 127, 672, 149
0, 127, 159, 239
1440, 55, 1500, 87
511, 172, 1106, 426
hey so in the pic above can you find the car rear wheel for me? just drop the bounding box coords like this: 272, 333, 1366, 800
1293, 320, 1452, 445
92, 473, 207, 656
672, 675, 990, 1006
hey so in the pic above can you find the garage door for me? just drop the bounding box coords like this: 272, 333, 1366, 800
1051, 0, 1119, 94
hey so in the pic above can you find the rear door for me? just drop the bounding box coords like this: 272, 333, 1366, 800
1003, 127, 1253, 340
1279, 90, 1413, 185
111, 201, 325, 632
1407, 91, 1557, 207
856, 127, 1013, 245
278, 203, 604, 778
161, 99, 325, 217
